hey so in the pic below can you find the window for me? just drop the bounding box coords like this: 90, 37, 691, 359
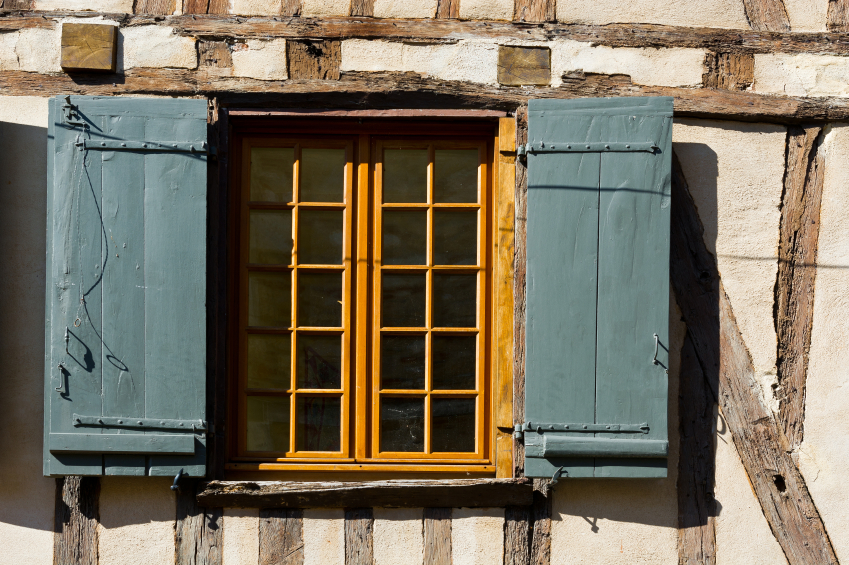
229, 119, 510, 474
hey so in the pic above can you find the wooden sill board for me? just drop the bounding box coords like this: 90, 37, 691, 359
196, 478, 532, 508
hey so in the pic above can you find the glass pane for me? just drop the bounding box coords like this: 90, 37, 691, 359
434, 149, 478, 203
432, 335, 476, 390
249, 272, 291, 327
432, 398, 475, 453
298, 272, 342, 327
380, 397, 424, 452
249, 210, 292, 264
296, 396, 341, 451
298, 209, 343, 265
432, 274, 476, 328
300, 148, 345, 203
297, 334, 341, 389
251, 147, 294, 203
433, 210, 477, 265
382, 210, 426, 265
381, 273, 426, 328
246, 396, 290, 452
383, 149, 428, 203
381, 335, 425, 390
247, 334, 291, 389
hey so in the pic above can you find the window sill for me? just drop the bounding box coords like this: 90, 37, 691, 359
196, 478, 532, 508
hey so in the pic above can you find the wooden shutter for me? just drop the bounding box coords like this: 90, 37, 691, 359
522, 97, 672, 479
44, 96, 208, 477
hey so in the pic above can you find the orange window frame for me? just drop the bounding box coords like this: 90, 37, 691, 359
227, 118, 515, 478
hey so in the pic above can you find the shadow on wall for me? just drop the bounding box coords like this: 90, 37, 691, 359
0, 119, 53, 534
548, 142, 719, 557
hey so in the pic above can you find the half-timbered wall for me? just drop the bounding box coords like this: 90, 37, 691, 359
2, 0, 849, 562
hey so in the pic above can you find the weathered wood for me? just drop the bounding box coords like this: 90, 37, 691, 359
199, 41, 232, 68
828, 0, 849, 31
197, 479, 533, 508
670, 149, 839, 565
344, 508, 373, 565
176, 480, 223, 565
6, 69, 849, 124
435, 0, 458, 19
61, 23, 118, 72
208, 0, 229, 14
498, 46, 551, 86
259, 508, 304, 565
529, 480, 551, 565
743, 0, 791, 32
286, 40, 341, 80
1, 0, 33, 8
513, 105, 528, 476
702, 52, 754, 90
350, 0, 373, 17
183, 0, 210, 14
135, 0, 176, 14
513, 0, 554, 23
282, 0, 301, 17
54, 477, 99, 565
776, 126, 824, 450
504, 506, 531, 565
423, 508, 451, 565
676, 330, 717, 565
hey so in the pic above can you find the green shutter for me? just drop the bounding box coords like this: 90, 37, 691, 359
523, 97, 671, 479
44, 96, 208, 477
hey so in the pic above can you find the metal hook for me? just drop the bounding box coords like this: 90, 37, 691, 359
652, 333, 659, 365
170, 469, 184, 491
551, 466, 568, 486
65, 327, 70, 355
55, 364, 66, 393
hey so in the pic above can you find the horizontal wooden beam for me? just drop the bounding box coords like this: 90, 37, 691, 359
196, 478, 533, 508
5, 13, 849, 55
3, 69, 849, 123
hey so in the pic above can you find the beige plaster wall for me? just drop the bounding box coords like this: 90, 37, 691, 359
98, 478, 176, 565
555, 0, 749, 29
753, 53, 849, 98
232, 39, 289, 80
672, 120, 785, 403
0, 95, 54, 565
802, 123, 849, 563
223, 508, 260, 564
373, 508, 425, 565
304, 509, 345, 565
373, 0, 438, 19
783, 0, 829, 32
451, 508, 504, 565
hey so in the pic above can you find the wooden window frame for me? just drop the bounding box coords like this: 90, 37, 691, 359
225, 117, 516, 479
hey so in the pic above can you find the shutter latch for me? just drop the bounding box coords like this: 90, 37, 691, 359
73, 414, 207, 433
61, 96, 87, 128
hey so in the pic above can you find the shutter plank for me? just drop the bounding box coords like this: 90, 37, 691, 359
50, 433, 195, 453
48, 107, 105, 476
144, 111, 207, 477
525, 106, 601, 479
595, 106, 671, 478
102, 115, 147, 475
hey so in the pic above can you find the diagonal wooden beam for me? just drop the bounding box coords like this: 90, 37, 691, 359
670, 151, 838, 565
776, 126, 824, 450
742, 0, 791, 32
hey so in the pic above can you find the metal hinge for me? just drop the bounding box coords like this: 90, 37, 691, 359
76, 139, 215, 156
514, 421, 649, 439
519, 141, 658, 154
73, 414, 207, 433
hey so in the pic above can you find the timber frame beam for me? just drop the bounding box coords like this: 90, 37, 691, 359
3, 13, 849, 56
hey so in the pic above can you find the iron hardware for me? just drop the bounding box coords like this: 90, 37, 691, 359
73, 414, 207, 432
652, 333, 660, 365
524, 141, 658, 153
61, 96, 86, 128
516, 421, 649, 434
55, 364, 66, 393
551, 466, 568, 486
171, 469, 184, 491
76, 139, 214, 155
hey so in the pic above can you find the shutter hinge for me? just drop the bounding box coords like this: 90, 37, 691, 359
73, 414, 207, 433
516, 421, 650, 435
524, 141, 658, 154
76, 139, 215, 156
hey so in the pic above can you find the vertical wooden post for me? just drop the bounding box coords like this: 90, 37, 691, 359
259, 508, 304, 565
54, 477, 99, 565
176, 480, 223, 565
345, 508, 374, 565
504, 506, 531, 565
423, 508, 451, 565
529, 480, 551, 565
